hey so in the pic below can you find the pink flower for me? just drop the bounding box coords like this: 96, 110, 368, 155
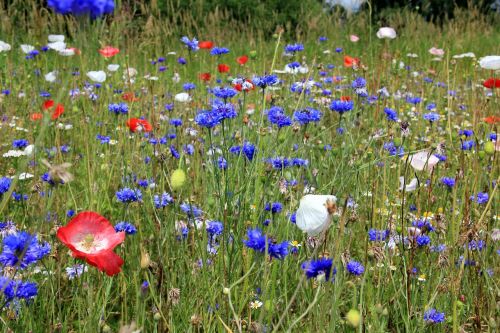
429, 47, 445, 57
409, 151, 439, 172
350, 35, 360, 42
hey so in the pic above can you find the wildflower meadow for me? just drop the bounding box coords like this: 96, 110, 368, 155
0, 0, 498, 332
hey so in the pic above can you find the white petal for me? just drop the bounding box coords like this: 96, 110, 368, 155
175, 92, 191, 103
20, 44, 35, 54
376, 27, 397, 39
296, 195, 337, 236
48, 34, 65, 42
409, 151, 439, 172
44, 71, 57, 83
107, 64, 120, 72
47, 41, 66, 51
86, 70, 107, 83
399, 177, 418, 192
0, 40, 12, 52
479, 56, 500, 70
58, 48, 75, 56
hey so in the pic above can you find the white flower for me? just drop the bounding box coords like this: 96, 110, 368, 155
3, 150, 25, 158
172, 73, 180, 83
44, 71, 58, 83
0, 40, 12, 52
376, 27, 397, 39
86, 70, 107, 83
16, 173, 34, 180
107, 64, 120, 72
295, 194, 337, 236
479, 56, 500, 70
58, 48, 75, 56
24, 145, 35, 156
407, 53, 418, 58
453, 52, 475, 59
20, 44, 35, 54
399, 177, 418, 192
47, 41, 66, 51
409, 151, 439, 172
174, 92, 191, 103
48, 34, 65, 42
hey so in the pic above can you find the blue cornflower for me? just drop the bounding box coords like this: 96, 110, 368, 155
470, 192, 488, 204
440, 177, 455, 188
346, 260, 365, 276
0, 277, 38, 300
461, 140, 475, 150
264, 202, 283, 214
243, 228, 267, 252
423, 309, 445, 324
183, 144, 195, 155
170, 145, 180, 159
252, 75, 279, 89
210, 47, 230, 56
289, 212, 297, 223
412, 220, 435, 232
301, 258, 336, 281
114, 222, 137, 235
180, 36, 199, 51
423, 112, 440, 122
218, 156, 228, 170
177, 57, 187, 65
12, 139, 29, 149
242, 142, 256, 161
66, 209, 75, 218
489, 133, 497, 141
406, 96, 422, 105
383, 141, 404, 157
48, 0, 114, 18
212, 99, 237, 121
116, 188, 142, 203
426, 103, 436, 111
183, 82, 196, 91
180, 202, 203, 218
0, 232, 51, 269
153, 192, 174, 208
467, 240, 485, 251
430, 244, 447, 252
170, 118, 183, 127
268, 241, 289, 260
284, 43, 304, 54
351, 77, 366, 89
291, 158, 309, 167
195, 110, 220, 128
293, 107, 322, 125
0, 177, 12, 195
384, 107, 399, 122
267, 106, 292, 128
287, 61, 301, 69
330, 99, 354, 114
319, 36, 328, 42
212, 86, 238, 100
206, 221, 224, 236
459, 129, 474, 137
368, 229, 390, 242
96, 134, 110, 144
266, 157, 292, 170
416, 235, 431, 247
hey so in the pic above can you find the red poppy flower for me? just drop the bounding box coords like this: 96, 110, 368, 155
484, 116, 500, 125
57, 211, 125, 276
344, 56, 360, 68
218, 64, 230, 73
237, 55, 248, 65
199, 72, 211, 82
483, 78, 500, 89
234, 79, 254, 92
126, 118, 153, 132
68, 47, 81, 55
41, 100, 64, 120
31, 113, 43, 121
99, 46, 120, 58
122, 92, 139, 102
199, 41, 214, 49
340, 95, 351, 102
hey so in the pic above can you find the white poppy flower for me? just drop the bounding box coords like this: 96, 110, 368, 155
58, 48, 75, 56
453, 52, 475, 59
296, 194, 337, 236
48, 34, 65, 42
107, 64, 120, 72
409, 151, 439, 172
376, 27, 397, 39
479, 56, 500, 70
399, 177, 418, 192
47, 41, 66, 51
44, 71, 57, 83
20, 44, 35, 54
175, 92, 191, 103
86, 70, 107, 83
0, 41, 11, 52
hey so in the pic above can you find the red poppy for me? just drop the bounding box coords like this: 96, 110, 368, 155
340, 96, 351, 102
99, 46, 120, 58
234, 79, 254, 92
68, 47, 81, 55
57, 211, 125, 276
41, 100, 64, 120
199, 41, 214, 49
126, 118, 153, 132
218, 64, 230, 73
483, 78, 500, 89
122, 92, 139, 102
30, 113, 43, 121
237, 55, 248, 65
484, 116, 500, 125
344, 56, 360, 68
199, 72, 211, 82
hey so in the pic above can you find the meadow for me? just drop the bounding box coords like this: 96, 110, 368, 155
0, 1, 499, 332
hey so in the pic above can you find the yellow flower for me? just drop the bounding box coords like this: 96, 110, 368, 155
290, 240, 301, 248
418, 274, 426, 282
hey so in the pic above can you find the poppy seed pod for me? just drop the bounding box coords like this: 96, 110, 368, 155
296, 195, 337, 236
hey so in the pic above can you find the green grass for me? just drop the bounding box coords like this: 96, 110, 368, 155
0, 2, 498, 332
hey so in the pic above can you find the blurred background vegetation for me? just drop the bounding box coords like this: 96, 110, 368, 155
0, 0, 498, 43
